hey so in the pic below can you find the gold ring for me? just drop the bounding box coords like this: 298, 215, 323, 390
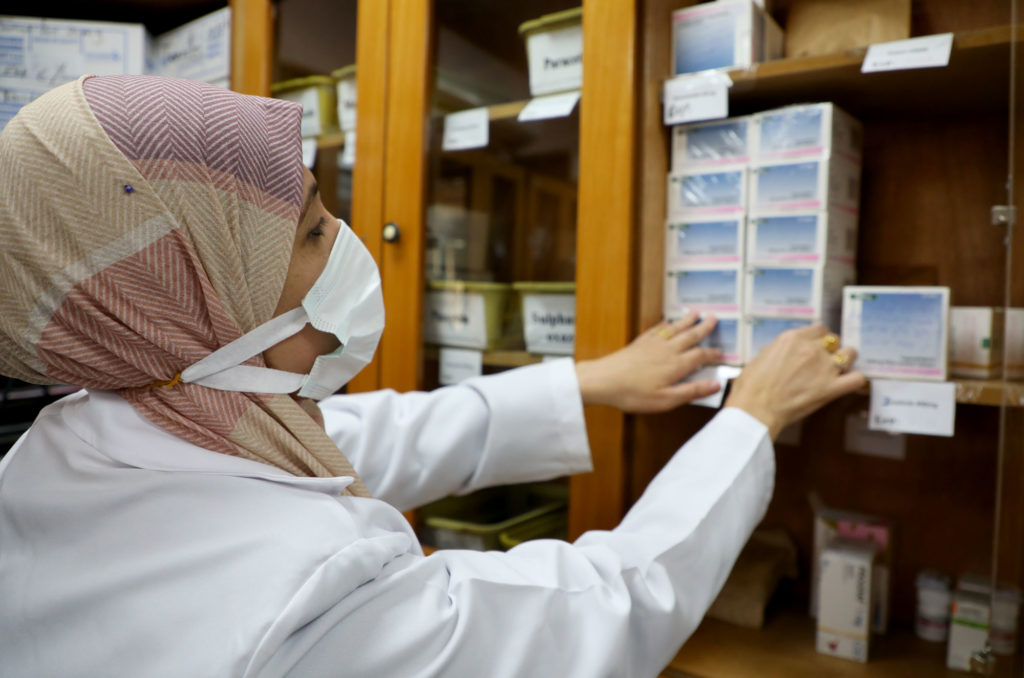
822, 334, 840, 353
832, 353, 851, 370
657, 327, 673, 340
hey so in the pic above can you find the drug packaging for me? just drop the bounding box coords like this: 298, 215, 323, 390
745, 263, 855, 319
665, 267, 743, 316
742, 315, 815, 362
947, 589, 991, 670
671, 116, 753, 172
148, 7, 231, 88
667, 313, 743, 366
1007, 308, 1024, 380
671, 0, 784, 76
666, 167, 748, 219
749, 156, 861, 214
816, 539, 876, 663
841, 286, 950, 382
665, 216, 745, 267
747, 210, 857, 266
948, 307, 1004, 379
754, 102, 863, 164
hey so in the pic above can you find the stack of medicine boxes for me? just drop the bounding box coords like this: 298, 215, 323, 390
665, 103, 863, 364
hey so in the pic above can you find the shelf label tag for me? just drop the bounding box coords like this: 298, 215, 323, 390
687, 365, 741, 408
861, 33, 953, 73
663, 71, 731, 126
869, 380, 956, 437
340, 131, 356, 168
845, 413, 906, 459
518, 90, 581, 122
301, 138, 317, 168
522, 293, 575, 355
439, 347, 483, 385
442, 107, 489, 151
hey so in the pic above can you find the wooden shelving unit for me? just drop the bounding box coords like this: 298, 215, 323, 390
424, 346, 544, 369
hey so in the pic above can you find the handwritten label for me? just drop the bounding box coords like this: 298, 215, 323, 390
340, 131, 356, 168
663, 72, 731, 126
845, 413, 906, 460
423, 291, 488, 348
518, 90, 581, 122
439, 347, 483, 385
687, 365, 742, 408
869, 380, 955, 437
301, 138, 317, 169
442, 107, 489, 151
862, 33, 953, 73
522, 294, 575, 355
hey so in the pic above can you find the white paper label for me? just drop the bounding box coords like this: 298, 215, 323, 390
663, 72, 731, 126
861, 33, 953, 73
687, 365, 742, 408
336, 77, 357, 132
423, 291, 488, 348
340, 131, 356, 168
845, 413, 906, 460
526, 23, 583, 96
301, 138, 317, 168
442, 107, 489, 151
522, 294, 575, 355
869, 380, 956, 437
439, 347, 483, 385
518, 90, 581, 122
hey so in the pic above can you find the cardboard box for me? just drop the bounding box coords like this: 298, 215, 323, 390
747, 210, 857, 266
671, 116, 754, 171
947, 590, 991, 670
332, 65, 357, 133
745, 263, 854, 319
949, 307, 1004, 379
672, 0, 784, 76
816, 539, 876, 662
665, 267, 743, 316
743, 315, 816, 361
753, 102, 863, 164
666, 216, 745, 267
702, 314, 743, 365
785, 0, 911, 59
149, 7, 231, 88
841, 286, 950, 382
749, 156, 861, 214
666, 167, 748, 218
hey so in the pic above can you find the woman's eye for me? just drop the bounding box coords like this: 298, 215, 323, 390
308, 217, 326, 238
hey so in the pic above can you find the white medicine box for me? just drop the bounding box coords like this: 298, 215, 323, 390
949, 307, 1004, 379
947, 590, 991, 671
671, 117, 753, 172
665, 267, 743, 316
518, 8, 583, 97
148, 7, 231, 88
743, 316, 815, 362
749, 157, 861, 214
816, 539, 877, 663
332, 65, 357, 133
841, 286, 950, 382
745, 263, 855, 319
754, 103, 863, 164
513, 282, 575, 356
671, 0, 784, 76
665, 216, 745, 267
666, 313, 743, 366
1006, 308, 1024, 380
747, 211, 858, 266
666, 167, 748, 219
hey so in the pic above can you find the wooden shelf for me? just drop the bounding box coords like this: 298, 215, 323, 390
668, 607, 1018, 678
719, 25, 1013, 116
424, 346, 543, 369
851, 379, 1024, 408
317, 132, 347, 149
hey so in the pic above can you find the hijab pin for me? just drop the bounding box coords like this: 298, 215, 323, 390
123, 184, 134, 194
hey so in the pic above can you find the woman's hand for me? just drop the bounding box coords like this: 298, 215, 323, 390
724, 324, 866, 440
575, 312, 723, 413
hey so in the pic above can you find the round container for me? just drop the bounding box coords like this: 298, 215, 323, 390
990, 588, 1022, 656
916, 570, 953, 642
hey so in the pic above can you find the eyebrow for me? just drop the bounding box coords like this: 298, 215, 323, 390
300, 180, 319, 222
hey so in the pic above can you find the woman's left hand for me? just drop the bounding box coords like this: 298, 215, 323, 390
575, 312, 723, 413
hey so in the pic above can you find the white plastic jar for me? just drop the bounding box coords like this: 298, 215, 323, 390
990, 588, 1022, 655
916, 570, 953, 642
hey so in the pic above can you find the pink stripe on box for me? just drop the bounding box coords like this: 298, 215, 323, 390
766, 147, 825, 159
769, 254, 821, 263
767, 306, 815, 315
868, 366, 944, 376
770, 200, 821, 210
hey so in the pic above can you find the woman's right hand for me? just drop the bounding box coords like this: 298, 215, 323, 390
724, 324, 866, 440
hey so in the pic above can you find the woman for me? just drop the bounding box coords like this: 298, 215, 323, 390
0, 75, 863, 677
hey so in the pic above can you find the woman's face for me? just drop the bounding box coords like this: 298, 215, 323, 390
262, 168, 341, 375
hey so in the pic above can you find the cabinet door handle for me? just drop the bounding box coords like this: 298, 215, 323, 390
382, 222, 401, 243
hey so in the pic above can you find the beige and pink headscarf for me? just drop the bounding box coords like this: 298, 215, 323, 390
0, 75, 368, 496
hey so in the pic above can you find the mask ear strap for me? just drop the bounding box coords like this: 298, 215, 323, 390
181, 307, 307, 384
187, 364, 307, 394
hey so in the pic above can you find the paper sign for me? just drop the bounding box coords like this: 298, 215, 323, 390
861, 33, 953, 73
340, 131, 356, 168
423, 291, 488, 349
687, 365, 742, 408
442, 107, 489, 151
301, 138, 317, 169
439, 347, 483, 385
522, 294, 575, 355
869, 380, 956, 437
517, 90, 581, 122
845, 413, 906, 460
663, 72, 731, 126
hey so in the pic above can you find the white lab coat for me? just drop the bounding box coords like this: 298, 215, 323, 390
0, 359, 773, 678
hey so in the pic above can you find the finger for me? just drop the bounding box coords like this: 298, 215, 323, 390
674, 314, 718, 348
664, 311, 700, 336
831, 347, 857, 371
795, 323, 829, 339
661, 378, 721, 407
824, 370, 867, 400
679, 346, 722, 372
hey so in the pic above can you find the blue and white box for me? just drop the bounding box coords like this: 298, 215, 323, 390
816, 539, 876, 663
749, 157, 861, 214
841, 286, 950, 381
671, 0, 784, 76
667, 166, 748, 218
746, 264, 855, 318
666, 216, 745, 267
665, 267, 743, 315
148, 7, 231, 88
743, 316, 816, 361
671, 116, 753, 171
667, 313, 743, 366
754, 103, 863, 164
747, 211, 857, 266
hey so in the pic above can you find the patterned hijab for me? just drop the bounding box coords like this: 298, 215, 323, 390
0, 75, 368, 496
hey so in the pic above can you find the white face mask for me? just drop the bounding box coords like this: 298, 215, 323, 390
179, 220, 385, 400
